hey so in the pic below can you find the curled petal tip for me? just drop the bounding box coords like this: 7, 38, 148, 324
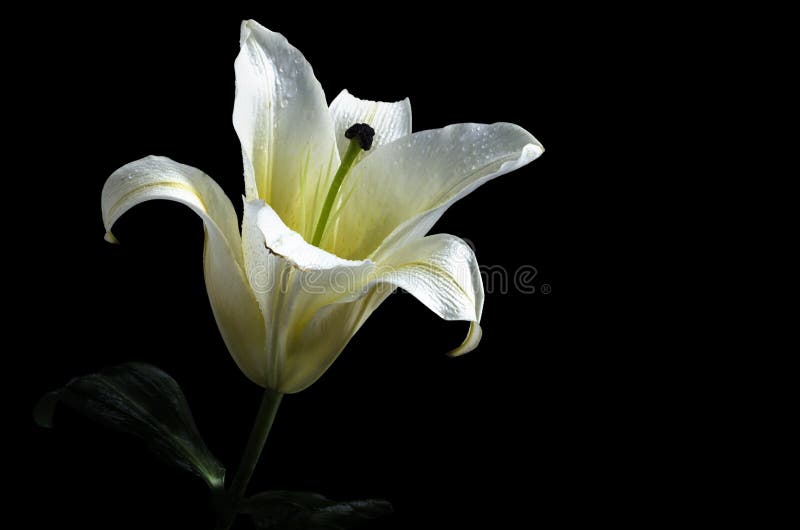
524, 141, 544, 161
104, 231, 119, 244
447, 322, 483, 357
239, 20, 258, 45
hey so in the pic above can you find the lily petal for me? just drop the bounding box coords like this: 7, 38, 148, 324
324, 123, 543, 260
101, 156, 267, 385
241, 200, 375, 391
329, 89, 412, 160
280, 234, 484, 393
234, 20, 338, 238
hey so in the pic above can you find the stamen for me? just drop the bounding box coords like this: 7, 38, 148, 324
311, 123, 375, 247
344, 123, 375, 151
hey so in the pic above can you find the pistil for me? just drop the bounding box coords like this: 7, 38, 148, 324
311, 123, 374, 246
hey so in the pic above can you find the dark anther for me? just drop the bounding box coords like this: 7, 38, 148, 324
344, 123, 376, 151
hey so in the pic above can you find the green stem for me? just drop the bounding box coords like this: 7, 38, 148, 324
311, 140, 361, 247
216, 388, 283, 530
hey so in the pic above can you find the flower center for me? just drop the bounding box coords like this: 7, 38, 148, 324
310, 123, 375, 246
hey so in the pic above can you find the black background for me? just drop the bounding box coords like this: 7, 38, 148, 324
20, 7, 633, 529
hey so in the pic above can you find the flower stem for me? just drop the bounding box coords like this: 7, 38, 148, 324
216, 388, 283, 530
311, 140, 362, 247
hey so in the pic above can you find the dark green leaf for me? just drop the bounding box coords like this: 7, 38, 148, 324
34, 362, 225, 490
241, 490, 392, 529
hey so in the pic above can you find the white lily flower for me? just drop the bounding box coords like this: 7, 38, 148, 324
101, 20, 543, 393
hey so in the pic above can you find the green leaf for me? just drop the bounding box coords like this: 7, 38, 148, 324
34, 362, 225, 490
241, 490, 392, 529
